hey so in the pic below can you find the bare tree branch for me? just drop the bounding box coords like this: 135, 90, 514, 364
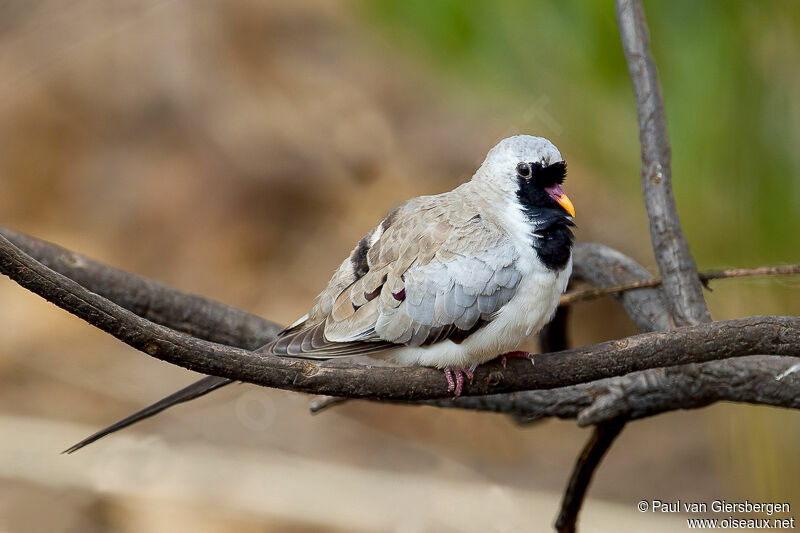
555, 418, 626, 533
546, 242, 667, 531
616, 0, 711, 327
538, 304, 571, 352
2, 231, 798, 401
424, 355, 800, 424
555, 2, 717, 526
571, 243, 671, 332
549, 242, 669, 532
0, 228, 281, 350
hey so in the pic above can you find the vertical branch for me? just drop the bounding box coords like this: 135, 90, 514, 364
540, 291, 624, 533
555, 418, 626, 533
553, 243, 672, 531
538, 304, 570, 354
615, 0, 711, 326
558, 2, 714, 529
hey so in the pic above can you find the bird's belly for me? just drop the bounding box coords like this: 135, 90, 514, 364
474, 267, 566, 354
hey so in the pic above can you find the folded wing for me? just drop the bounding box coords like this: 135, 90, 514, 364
261, 192, 522, 357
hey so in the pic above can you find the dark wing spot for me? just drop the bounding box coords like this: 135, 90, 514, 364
449, 319, 489, 344
364, 287, 381, 301
420, 319, 488, 346
350, 237, 370, 280
364, 274, 387, 302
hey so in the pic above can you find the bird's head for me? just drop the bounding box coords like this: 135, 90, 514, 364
474, 135, 575, 218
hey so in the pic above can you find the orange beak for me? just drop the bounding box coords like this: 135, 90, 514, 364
557, 193, 575, 217
545, 184, 576, 217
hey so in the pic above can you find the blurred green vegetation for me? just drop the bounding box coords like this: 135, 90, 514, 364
359, 0, 800, 268
359, 0, 800, 505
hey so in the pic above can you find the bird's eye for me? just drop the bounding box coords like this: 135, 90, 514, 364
516, 162, 531, 178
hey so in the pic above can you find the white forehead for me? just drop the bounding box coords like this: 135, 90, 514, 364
483, 135, 563, 170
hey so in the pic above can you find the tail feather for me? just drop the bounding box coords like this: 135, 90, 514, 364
261, 320, 393, 358
65, 316, 396, 453
63, 375, 233, 454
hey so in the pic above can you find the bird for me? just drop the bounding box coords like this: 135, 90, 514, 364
64, 134, 575, 453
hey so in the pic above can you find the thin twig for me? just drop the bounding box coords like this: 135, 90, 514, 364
560, 264, 800, 306
571, 243, 672, 332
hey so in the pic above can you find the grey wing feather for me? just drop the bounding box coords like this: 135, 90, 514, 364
454, 304, 482, 330
262, 190, 523, 357
453, 283, 477, 308
382, 241, 520, 345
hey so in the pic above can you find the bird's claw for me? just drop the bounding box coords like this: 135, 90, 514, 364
443, 367, 474, 397
498, 350, 533, 368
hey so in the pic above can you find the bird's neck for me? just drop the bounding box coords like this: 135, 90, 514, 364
522, 206, 574, 271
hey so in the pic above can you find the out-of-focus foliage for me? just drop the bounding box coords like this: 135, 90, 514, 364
361, 0, 800, 266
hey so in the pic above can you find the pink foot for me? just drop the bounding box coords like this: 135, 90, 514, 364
498, 351, 533, 368
443, 367, 474, 397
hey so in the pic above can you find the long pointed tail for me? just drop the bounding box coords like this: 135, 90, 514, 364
63, 375, 234, 454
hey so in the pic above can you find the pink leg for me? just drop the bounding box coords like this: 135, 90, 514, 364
498, 350, 533, 368
443, 367, 474, 397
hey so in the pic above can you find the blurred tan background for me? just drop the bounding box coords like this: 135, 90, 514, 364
0, 1, 798, 532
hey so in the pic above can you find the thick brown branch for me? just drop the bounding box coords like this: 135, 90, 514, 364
2, 232, 798, 400
616, 0, 711, 326
0, 228, 281, 350
571, 243, 671, 332
562, 263, 800, 306
4, 229, 798, 421
429, 356, 800, 425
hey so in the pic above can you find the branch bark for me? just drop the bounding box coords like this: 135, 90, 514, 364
0, 228, 281, 350
424, 355, 800, 425
616, 0, 711, 327
2, 231, 798, 400
571, 243, 671, 332
556, 3, 716, 527
555, 419, 626, 533
554, 242, 669, 532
